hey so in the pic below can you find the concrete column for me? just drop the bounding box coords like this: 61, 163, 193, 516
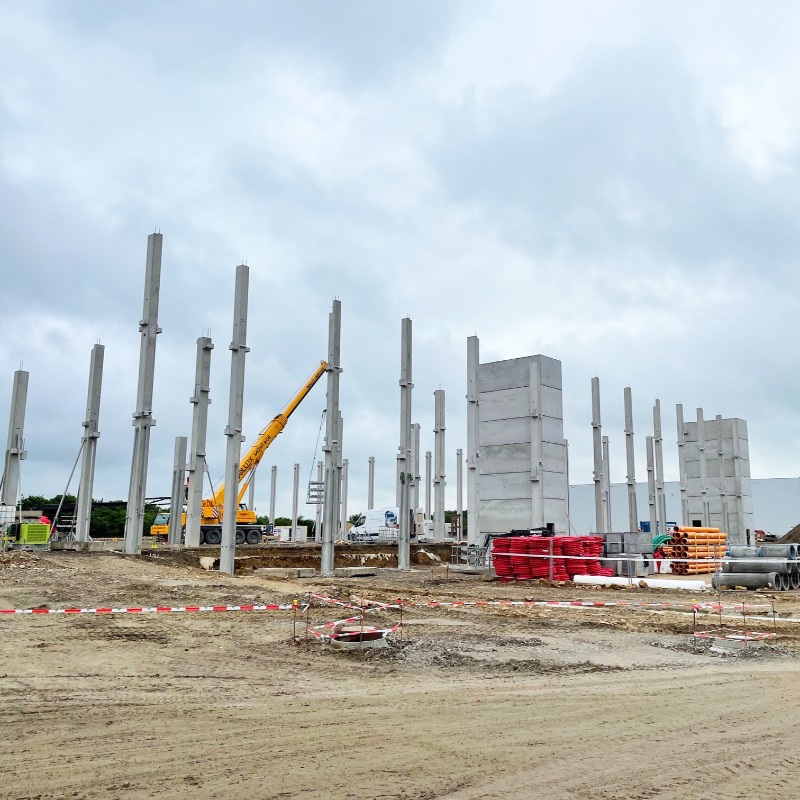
564, 439, 571, 534
397, 318, 413, 570
424, 451, 432, 521
602, 435, 612, 533
646, 435, 657, 537
412, 423, 421, 521
291, 463, 300, 542
315, 460, 323, 542
219, 264, 250, 576
367, 456, 375, 509
408, 423, 418, 526
336, 412, 344, 537
716, 414, 731, 536
185, 336, 213, 548
248, 466, 257, 514
466, 336, 481, 545
676, 404, 688, 527
653, 399, 667, 535
124, 233, 163, 555
528, 360, 544, 529
433, 389, 446, 541
697, 408, 710, 527
340, 458, 349, 539
269, 465, 277, 527
167, 436, 188, 546
1, 370, 28, 509
456, 448, 463, 540
731, 419, 746, 544
321, 300, 342, 576
75, 345, 104, 542
591, 377, 605, 533
623, 387, 638, 534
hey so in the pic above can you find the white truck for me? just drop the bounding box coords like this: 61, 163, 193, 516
348, 507, 416, 543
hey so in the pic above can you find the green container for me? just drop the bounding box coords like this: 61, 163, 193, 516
19, 523, 50, 545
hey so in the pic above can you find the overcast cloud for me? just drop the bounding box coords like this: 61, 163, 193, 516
2, 1, 800, 521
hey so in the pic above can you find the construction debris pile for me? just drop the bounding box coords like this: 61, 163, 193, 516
492, 535, 614, 583
662, 527, 727, 575
713, 543, 800, 592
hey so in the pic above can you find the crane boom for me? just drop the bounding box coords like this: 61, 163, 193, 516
205, 360, 327, 516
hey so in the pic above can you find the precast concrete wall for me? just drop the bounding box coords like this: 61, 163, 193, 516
478, 355, 567, 534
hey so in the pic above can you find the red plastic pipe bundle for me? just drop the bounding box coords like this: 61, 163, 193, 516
491, 538, 513, 581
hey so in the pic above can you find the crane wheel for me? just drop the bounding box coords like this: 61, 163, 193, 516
204, 528, 222, 545
245, 528, 262, 545
235, 529, 246, 546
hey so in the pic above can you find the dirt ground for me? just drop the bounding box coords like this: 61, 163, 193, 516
2, 549, 800, 800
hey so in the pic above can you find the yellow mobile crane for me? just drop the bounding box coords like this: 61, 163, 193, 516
151, 360, 327, 546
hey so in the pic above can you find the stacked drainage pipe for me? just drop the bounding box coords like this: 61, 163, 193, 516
492, 536, 613, 583
666, 526, 727, 575
713, 543, 800, 592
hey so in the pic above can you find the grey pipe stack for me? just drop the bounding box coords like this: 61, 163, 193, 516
713, 572, 779, 590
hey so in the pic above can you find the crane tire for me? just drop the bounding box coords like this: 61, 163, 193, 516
245, 528, 262, 545
235, 528, 246, 546
204, 528, 222, 545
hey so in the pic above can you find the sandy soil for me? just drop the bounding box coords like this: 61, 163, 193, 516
2, 550, 800, 799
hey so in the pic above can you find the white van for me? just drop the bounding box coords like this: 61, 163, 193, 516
348, 507, 415, 543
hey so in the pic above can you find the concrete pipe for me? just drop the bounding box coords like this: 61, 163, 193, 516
712, 572, 778, 591
722, 559, 792, 574
728, 546, 759, 558
791, 571, 800, 591
758, 544, 799, 559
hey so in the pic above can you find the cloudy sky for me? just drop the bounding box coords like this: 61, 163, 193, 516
2, 1, 799, 521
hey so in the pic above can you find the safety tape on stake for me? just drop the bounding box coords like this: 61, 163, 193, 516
0, 603, 295, 616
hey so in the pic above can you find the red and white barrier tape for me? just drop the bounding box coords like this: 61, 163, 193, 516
0, 603, 294, 616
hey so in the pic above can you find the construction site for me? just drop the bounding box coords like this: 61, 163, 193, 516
2, 231, 800, 799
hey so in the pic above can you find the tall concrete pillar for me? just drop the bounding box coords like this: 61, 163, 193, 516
424, 451, 432, 522
185, 336, 213, 548
676, 404, 689, 526
564, 439, 571, 534
456, 448, 463, 540
408, 423, 419, 525
219, 264, 250, 576
124, 233, 163, 555
466, 336, 481, 545
269, 465, 277, 527
646, 435, 657, 537
591, 377, 605, 533
167, 436, 188, 546
321, 300, 342, 576
336, 412, 344, 537
367, 456, 375, 510
433, 389, 446, 541
653, 399, 667, 535
716, 414, 731, 535
397, 318, 413, 570
623, 387, 638, 534
248, 466, 257, 514
75, 345, 104, 542
291, 462, 300, 542
315, 460, 323, 542
1, 370, 29, 509
412, 423, 421, 521
697, 408, 710, 527
340, 458, 349, 539
528, 360, 544, 528
602, 435, 612, 533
